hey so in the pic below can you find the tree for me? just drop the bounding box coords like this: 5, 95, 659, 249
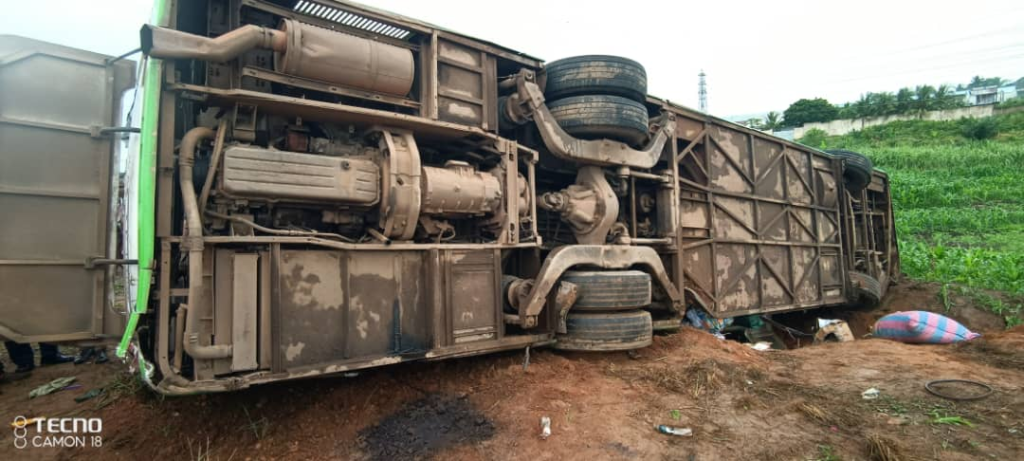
934, 84, 963, 109
895, 87, 915, 113
762, 111, 782, 131
870, 92, 898, 116
783, 98, 838, 127
914, 85, 936, 112
967, 76, 1007, 89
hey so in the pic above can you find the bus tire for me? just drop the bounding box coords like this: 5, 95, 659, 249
827, 149, 873, 194
561, 270, 652, 311
547, 95, 649, 145
544, 55, 647, 103
554, 310, 653, 352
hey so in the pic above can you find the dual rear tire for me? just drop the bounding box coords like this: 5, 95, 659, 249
543, 55, 650, 146
541, 57, 655, 351
554, 270, 654, 351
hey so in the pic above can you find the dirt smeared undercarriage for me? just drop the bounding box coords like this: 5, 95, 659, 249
0, 0, 898, 395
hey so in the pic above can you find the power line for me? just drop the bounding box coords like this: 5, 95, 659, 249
814, 51, 1024, 86
829, 24, 1024, 62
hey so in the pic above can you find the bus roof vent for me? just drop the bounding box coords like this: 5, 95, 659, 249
292, 0, 413, 40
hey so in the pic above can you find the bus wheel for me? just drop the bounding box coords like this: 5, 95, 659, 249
847, 271, 882, 309
547, 94, 649, 146
554, 310, 653, 351
543, 55, 647, 103
827, 149, 873, 193
560, 270, 651, 311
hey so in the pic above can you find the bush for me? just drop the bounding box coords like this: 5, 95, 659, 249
960, 117, 999, 140
797, 128, 828, 148
996, 97, 1024, 109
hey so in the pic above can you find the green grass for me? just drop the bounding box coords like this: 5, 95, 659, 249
800, 114, 1024, 326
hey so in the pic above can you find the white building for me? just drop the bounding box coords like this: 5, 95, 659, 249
952, 84, 1019, 105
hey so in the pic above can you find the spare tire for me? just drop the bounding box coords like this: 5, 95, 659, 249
547, 95, 649, 145
554, 310, 653, 351
826, 149, 873, 193
561, 270, 651, 311
544, 55, 647, 103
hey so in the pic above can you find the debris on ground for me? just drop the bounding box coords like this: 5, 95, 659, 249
540, 416, 551, 439
685, 307, 732, 336
861, 387, 880, 400
924, 379, 993, 401
1, 281, 1020, 461
748, 341, 772, 351
74, 388, 105, 403
29, 376, 76, 399
814, 319, 855, 343
655, 425, 693, 436
874, 311, 980, 343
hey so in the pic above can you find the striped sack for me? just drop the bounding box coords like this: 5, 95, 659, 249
873, 311, 980, 344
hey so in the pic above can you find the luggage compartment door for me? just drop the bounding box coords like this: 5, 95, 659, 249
0, 36, 134, 342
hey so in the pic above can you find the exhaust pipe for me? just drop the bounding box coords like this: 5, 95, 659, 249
178, 127, 232, 360
140, 19, 415, 96
141, 24, 286, 63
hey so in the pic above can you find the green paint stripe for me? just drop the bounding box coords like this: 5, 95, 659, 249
117, 0, 169, 360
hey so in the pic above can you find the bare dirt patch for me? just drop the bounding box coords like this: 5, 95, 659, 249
1, 281, 1021, 460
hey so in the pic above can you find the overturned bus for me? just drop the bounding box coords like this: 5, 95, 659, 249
0, 0, 897, 394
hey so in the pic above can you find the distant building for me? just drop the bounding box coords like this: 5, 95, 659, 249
952, 84, 1018, 105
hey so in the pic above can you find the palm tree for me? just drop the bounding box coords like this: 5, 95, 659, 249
896, 87, 914, 113
934, 84, 961, 109
762, 111, 782, 131
914, 85, 936, 112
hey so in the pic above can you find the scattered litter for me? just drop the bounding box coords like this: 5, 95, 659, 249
540, 416, 551, 439
873, 311, 980, 344
925, 379, 993, 401
818, 318, 842, 328
886, 416, 909, 426
685, 308, 732, 335
655, 425, 693, 437
74, 388, 105, 403
29, 377, 76, 399
748, 341, 772, 351
814, 319, 855, 343
62, 384, 83, 391
862, 387, 880, 400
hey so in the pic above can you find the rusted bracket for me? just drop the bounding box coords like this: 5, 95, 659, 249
512, 245, 684, 328
505, 70, 675, 169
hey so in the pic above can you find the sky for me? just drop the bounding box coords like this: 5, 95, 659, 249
3, 0, 1022, 119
